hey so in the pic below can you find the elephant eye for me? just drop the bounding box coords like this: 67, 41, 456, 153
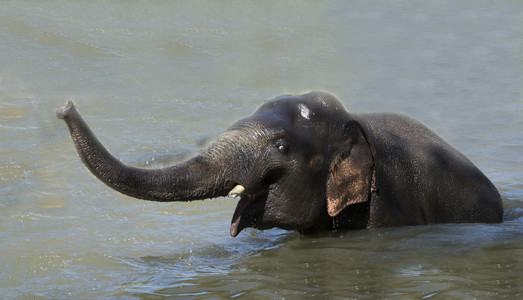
272, 138, 289, 155
274, 140, 289, 155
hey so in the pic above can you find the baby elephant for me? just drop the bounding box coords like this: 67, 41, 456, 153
57, 92, 503, 236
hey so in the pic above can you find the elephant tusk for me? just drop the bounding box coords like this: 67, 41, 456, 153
228, 185, 246, 198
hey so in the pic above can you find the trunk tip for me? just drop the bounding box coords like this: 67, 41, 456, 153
56, 100, 76, 119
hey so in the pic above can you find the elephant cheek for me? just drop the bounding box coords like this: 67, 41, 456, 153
309, 155, 324, 172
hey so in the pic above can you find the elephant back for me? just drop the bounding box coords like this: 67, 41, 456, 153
352, 113, 503, 226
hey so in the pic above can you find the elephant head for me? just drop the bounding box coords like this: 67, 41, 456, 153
57, 92, 503, 237
57, 92, 378, 236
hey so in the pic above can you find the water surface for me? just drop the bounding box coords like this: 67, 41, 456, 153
1, 1, 521, 298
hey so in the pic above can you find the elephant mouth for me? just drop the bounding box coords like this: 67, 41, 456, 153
229, 187, 268, 237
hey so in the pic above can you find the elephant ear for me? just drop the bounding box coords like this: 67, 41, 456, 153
326, 121, 374, 217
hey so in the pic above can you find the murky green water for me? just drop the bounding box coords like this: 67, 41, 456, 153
1, 1, 521, 298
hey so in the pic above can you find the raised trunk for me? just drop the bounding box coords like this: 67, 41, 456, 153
56, 101, 234, 202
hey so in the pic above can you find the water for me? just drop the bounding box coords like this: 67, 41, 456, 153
1, 1, 521, 298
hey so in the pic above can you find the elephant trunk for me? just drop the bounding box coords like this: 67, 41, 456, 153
56, 101, 235, 202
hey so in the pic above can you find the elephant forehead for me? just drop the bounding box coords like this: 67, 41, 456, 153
257, 92, 347, 119
227, 93, 348, 136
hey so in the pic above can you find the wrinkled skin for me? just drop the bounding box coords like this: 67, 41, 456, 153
56, 92, 503, 237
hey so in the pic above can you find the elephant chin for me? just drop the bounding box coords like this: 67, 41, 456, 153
230, 189, 268, 237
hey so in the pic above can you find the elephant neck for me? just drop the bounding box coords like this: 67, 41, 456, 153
301, 200, 371, 235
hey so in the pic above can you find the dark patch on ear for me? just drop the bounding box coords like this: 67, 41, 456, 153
326, 122, 374, 217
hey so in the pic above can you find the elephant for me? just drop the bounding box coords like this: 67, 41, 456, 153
56, 92, 503, 237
